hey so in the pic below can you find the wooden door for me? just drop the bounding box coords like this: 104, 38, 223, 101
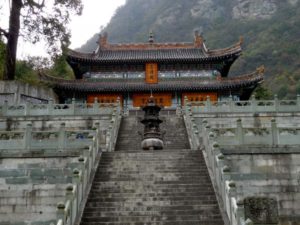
182, 92, 217, 105
87, 94, 123, 105
132, 93, 172, 107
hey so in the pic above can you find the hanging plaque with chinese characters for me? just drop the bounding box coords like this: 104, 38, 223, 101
145, 63, 158, 84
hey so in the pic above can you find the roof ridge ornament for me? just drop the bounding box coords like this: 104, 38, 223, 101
98, 32, 108, 49
194, 30, 203, 48
239, 36, 244, 45
256, 65, 265, 74
149, 31, 155, 44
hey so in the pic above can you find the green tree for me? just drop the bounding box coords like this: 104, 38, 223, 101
254, 85, 273, 100
0, 0, 83, 80
49, 54, 74, 79
278, 85, 288, 99
0, 39, 5, 79
15, 60, 38, 84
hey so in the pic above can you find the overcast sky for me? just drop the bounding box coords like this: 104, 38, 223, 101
0, 0, 126, 58
69, 0, 126, 48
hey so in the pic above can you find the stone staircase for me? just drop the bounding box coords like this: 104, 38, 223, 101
79, 114, 224, 225
115, 115, 190, 151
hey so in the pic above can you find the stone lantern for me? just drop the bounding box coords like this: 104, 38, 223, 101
140, 96, 164, 150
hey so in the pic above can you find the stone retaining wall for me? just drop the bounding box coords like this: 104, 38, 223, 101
0, 81, 58, 104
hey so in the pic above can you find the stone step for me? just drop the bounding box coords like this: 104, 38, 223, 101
91, 187, 215, 194
88, 192, 217, 198
85, 197, 218, 205
94, 171, 209, 176
81, 215, 223, 223
80, 221, 223, 225
79, 115, 223, 225
83, 204, 220, 212
92, 177, 211, 182
82, 208, 220, 217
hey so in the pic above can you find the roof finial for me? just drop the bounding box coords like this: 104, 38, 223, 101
149, 31, 155, 44
194, 30, 203, 48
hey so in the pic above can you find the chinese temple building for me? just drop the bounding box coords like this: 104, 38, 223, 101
44, 31, 264, 108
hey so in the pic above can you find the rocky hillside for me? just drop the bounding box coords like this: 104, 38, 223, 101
80, 0, 300, 98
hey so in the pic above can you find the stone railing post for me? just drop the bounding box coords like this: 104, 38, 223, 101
93, 97, 99, 114
13, 92, 18, 104
191, 120, 198, 150
100, 130, 107, 149
71, 98, 76, 115
236, 198, 246, 225
229, 95, 234, 112
274, 95, 279, 112
236, 119, 244, 145
245, 218, 254, 225
65, 185, 76, 225
206, 96, 212, 112
227, 181, 237, 223
72, 169, 82, 210
94, 122, 100, 151
56, 202, 67, 225
2, 100, 8, 116
106, 131, 111, 152
48, 98, 53, 115
183, 96, 189, 115
176, 105, 182, 116
297, 94, 300, 110
24, 123, 32, 150
251, 95, 257, 113
25, 101, 31, 116
202, 119, 208, 132
221, 166, 231, 207
211, 142, 221, 174
271, 118, 279, 145
58, 123, 66, 150
215, 154, 225, 191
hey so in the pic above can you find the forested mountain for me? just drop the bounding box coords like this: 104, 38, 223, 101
80, 0, 300, 98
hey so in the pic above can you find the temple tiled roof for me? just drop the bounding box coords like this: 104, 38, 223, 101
68, 48, 207, 63
67, 44, 241, 64
67, 33, 242, 64
46, 69, 263, 93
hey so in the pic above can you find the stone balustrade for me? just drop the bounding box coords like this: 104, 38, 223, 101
190, 95, 300, 114
0, 100, 122, 225
53, 101, 122, 225
0, 147, 96, 225
0, 124, 99, 151
207, 119, 300, 146
0, 99, 117, 117
183, 97, 300, 225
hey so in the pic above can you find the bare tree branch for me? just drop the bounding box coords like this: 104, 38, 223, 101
26, 0, 45, 9
0, 27, 9, 38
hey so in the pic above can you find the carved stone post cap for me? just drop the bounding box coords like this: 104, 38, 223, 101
245, 218, 254, 225
236, 197, 244, 206
217, 153, 225, 160
57, 202, 66, 210
212, 142, 219, 148
66, 185, 74, 192
73, 168, 80, 175
228, 181, 236, 188
78, 156, 85, 162
222, 166, 230, 173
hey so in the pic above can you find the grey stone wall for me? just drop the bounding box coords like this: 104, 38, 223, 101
0, 81, 58, 104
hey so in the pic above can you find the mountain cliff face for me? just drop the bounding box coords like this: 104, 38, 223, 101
80, 0, 300, 98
